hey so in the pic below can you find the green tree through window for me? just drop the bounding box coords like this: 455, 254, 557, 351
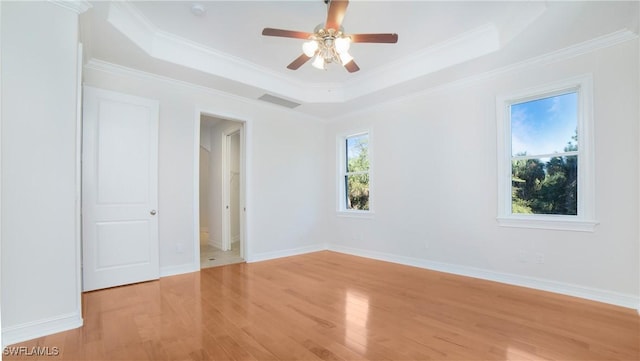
510, 92, 578, 215
345, 134, 369, 210
497, 75, 596, 231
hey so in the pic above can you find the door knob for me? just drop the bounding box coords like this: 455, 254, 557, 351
150, 210, 157, 216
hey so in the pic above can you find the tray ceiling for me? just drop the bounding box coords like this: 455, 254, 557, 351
80, 1, 639, 118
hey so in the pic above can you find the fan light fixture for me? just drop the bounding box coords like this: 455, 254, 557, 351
303, 28, 353, 70
261, 0, 398, 73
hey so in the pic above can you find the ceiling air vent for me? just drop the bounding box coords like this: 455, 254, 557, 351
258, 94, 301, 109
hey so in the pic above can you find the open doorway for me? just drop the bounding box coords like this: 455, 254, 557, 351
198, 114, 245, 268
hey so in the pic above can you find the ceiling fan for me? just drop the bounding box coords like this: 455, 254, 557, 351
261, 0, 398, 73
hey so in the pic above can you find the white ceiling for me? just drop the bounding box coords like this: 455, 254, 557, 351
80, 1, 639, 119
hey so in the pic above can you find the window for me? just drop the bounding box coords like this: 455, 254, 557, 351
338, 131, 372, 215
496, 75, 597, 231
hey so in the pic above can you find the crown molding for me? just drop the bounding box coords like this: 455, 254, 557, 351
329, 28, 638, 122
49, 0, 91, 14
104, 2, 513, 105
83, 59, 326, 123
83, 59, 259, 106
94, 0, 637, 120
85, 27, 636, 123
89, 2, 638, 111
342, 23, 502, 102
107, 2, 340, 104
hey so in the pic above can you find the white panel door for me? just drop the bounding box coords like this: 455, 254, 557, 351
82, 86, 159, 292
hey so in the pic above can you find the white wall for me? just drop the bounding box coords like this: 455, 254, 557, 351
1, 1, 83, 345
1, 2, 634, 350
325, 39, 640, 308
83, 61, 328, 274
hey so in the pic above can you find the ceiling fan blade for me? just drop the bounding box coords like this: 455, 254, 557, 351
287, 54, 312, 70
349, 33, 399, 43
262, 28, 314, 39
344, 59, 360, 73
326, 0, 349, 31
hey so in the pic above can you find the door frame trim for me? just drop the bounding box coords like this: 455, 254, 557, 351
75, 43, 83, 307
194, 109, 251, 268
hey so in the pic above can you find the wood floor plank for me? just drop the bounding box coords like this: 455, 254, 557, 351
3, 251, 639, 360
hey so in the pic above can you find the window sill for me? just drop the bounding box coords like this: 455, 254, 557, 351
337, 210, 375, 219
497, 216, 599, 232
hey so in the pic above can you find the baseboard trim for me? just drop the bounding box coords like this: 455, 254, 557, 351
326, 244, 640, 311
2, 312, 83, 348
247, 243, 326, 263
160, 262, 199, 278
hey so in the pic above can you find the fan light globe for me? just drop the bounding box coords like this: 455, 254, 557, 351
312, 55, 325, 69
339, 52, 353, 65
302, 40, 319, 57
334, 36, 351, 54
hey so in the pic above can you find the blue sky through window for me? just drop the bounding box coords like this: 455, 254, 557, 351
511, 92, 577, 156
346, 134, 368, 172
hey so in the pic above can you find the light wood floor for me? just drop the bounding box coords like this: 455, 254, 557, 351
4, 251, 639, 360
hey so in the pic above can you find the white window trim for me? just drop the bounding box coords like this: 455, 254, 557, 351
496, 74, 598, 232
337, 129, 374, 218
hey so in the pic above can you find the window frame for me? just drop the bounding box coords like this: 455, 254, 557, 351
496, 74, 598, 232
337, 129, 374, 217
